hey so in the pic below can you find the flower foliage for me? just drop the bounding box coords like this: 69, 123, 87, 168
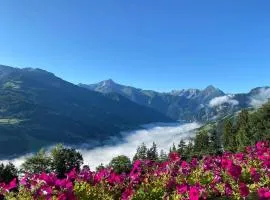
0, 141, 269, 200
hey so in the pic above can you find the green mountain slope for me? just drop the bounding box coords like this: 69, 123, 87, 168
0, 65, 173, 158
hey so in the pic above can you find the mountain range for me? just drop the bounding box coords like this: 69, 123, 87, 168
79, 80, 270, 121
0, 64, 269, 158
0, 65, 171, 158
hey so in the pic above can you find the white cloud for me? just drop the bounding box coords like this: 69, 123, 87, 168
0, 154, 33, 169
249, 88, 270, 107
209, 95, 239, 108
80, 122, 200, 169
0, 122, 200, 170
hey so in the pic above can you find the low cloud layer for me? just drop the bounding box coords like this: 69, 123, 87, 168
250, 88, 270, 107
80, 122, 200, 169
209, 95, 239, 108
0, 122, 200, 170
1, 153, 33, 168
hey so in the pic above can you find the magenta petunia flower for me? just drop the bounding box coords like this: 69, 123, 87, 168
228, 164, 242, 180
258, 188, 270, 199
121, 186, 133, 200
189, 186, 200, 200
250, 167, 261, 182
225, 183, 233, 196
239, 183, 249, 197
168, 152, 181, 162
176, 183, 188, 194
221, 158, 233, 170
66, 168, 77, 180
5, 178, 17, 191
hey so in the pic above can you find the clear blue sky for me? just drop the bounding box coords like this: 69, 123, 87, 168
0, 0, 269, 93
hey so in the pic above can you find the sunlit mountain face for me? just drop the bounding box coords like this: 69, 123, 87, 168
0, 65, 172, 157
80, 80, 270, 122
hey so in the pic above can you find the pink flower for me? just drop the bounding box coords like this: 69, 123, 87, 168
189, 186, 200, 200
225, 183, 232, 196
221, 158, 233, 170
191, 158, 198, 168
176, 183, 188, 194
20, 176, 28, 186
228, 164, 242, 180
39, 172, 56, 186
168, 152, 181, 162
256, 141, 268, 152
66, 168, 77, 180
239, 183, 249, 197
234, 152, 244, 161
250, 167, 261, 182
258, 188, 270, 200
5, 178, 17, 191
108, 172, 122, 185
212, 174, 222, 184
121, 187, 133, 200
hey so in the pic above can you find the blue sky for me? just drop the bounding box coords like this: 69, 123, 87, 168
0, 0, 269, 93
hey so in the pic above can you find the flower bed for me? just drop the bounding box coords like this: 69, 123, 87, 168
0, 141, 269, 200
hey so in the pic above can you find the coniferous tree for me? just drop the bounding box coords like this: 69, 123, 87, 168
223, 119, 237, 152
177, 140, 186, 156
193, 130, 210, 155
235, 110, 251, 150
147, 142, 158, 161
184, 141, 194, 161
171, 143, 177, 153
209, 129, 222, 154
133, 143, 147, 162
250, 102, 270, 142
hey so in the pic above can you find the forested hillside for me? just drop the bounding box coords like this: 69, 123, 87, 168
169, 101, 270, 161
0, 65, 172, 157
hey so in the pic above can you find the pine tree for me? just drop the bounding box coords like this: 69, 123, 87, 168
147, 142, 158, 161
236, 109, 249, 131
177, 140, 186, 156
194, 130, 210, 155
183, 141, 194, 161
209, 129, 221, 154
133, 143, 147, 162
223, 119, 237, 152
171, 143, 177, 152
235, 109, 252, 150
236, 127, 250, 151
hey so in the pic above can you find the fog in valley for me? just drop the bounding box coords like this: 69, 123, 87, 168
1, 122, 200, 170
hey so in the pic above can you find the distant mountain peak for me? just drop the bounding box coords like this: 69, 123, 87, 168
204, 85, 217, 91
202, 85, 224, 95
101, 79, 116, 85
